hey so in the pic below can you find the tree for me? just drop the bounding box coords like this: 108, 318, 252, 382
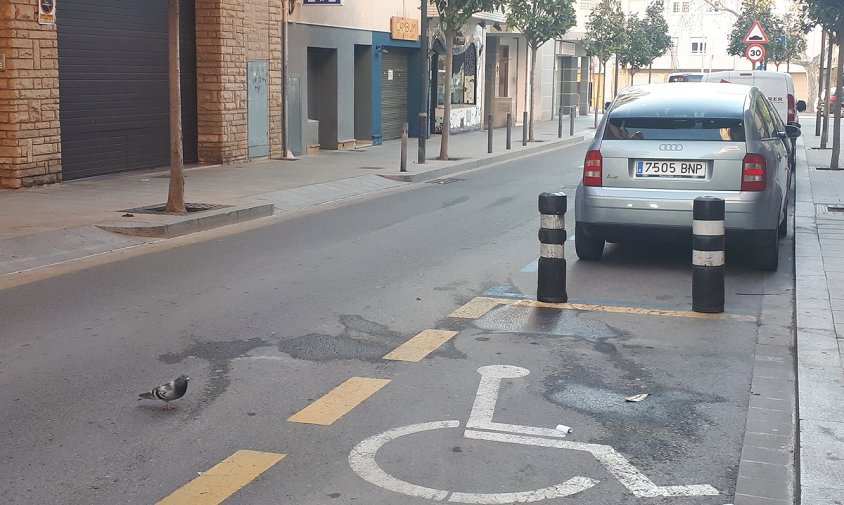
618, 1, 671, 85
768, 14, 807, 71
800, 0, 843, 169
727, 0, 779, 66
433, 0, 503, 161
642, 0, 672, 83
583, 0, 625, 126
165, 0, 185, 213
506, 0, 576, 141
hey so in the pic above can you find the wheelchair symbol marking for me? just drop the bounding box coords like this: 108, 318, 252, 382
349, 365, 719, 502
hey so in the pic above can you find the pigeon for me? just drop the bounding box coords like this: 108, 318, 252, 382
139, 374, 190, 410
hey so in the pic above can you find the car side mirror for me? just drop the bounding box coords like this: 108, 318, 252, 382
785, 124, 802, 138
796, 100, 807, 113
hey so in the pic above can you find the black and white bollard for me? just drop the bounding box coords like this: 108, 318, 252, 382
537, 192, 568, 303
692, 196, 725, 313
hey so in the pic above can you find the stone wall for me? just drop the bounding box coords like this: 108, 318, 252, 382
195, 0, 281, 164
0, 0, 61, 188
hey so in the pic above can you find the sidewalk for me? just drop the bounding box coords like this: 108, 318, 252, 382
0, 115, 596, 276
794, 116, 844, 505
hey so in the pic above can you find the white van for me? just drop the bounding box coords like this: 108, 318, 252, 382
702, 70, 799, 126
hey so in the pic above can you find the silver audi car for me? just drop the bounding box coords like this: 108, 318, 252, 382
574, 83, 800, 271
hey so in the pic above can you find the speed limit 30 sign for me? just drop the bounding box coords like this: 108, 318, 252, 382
746, 43, 765, 63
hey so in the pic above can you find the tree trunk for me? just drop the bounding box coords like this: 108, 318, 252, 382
816, 29, 827, 137
648, 63, 652, 84
593, 59, 598, 127
613, 58, 619, 98
831, 29, 843, 170
822, 30, 833, 149
528, 45, 537, 142
165, 0, 186, 214
438, 25, 454, 161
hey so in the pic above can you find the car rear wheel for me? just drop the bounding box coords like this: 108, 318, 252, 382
755, 230, 779, 271
575, 224, 605, 261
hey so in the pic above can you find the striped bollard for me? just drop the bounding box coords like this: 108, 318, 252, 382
692, 196, 725, 313
537, 192, 568, 303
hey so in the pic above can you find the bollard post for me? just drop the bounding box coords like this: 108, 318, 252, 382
537, 192, 568, 303
522, 111, 528, 146
558, 106, 564, 138
487, 114, 493, 154
692, 196, 725, 313
506, 113, 512, 150
569, 106, 575, 137
400, 122, 408, 172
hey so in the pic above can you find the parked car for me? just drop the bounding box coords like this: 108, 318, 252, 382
817, 87, 843, 115
703, 70, 803, 171
575, 83, 801, 271
668, 73, 705, 82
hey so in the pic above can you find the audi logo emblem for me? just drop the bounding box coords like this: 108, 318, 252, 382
658, 144, 684, 151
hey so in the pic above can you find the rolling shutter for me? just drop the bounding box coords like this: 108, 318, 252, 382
57, 0, 197, 180
381, 50, 409, 141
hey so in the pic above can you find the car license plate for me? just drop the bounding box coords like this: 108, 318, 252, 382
635, 160, 706, 178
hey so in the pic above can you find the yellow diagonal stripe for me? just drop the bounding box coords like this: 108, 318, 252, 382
383, 329, 459, 362
448, 296, 756, 322
156, 450, 285, 505
288, 377, 390, 426
448, 297, 515, 319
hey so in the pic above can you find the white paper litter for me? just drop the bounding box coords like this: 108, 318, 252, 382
625, 394, 649, 402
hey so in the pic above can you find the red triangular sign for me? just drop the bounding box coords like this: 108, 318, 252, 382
743, 21, 769, 44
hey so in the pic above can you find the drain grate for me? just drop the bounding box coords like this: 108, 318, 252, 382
123, 202, 231, 215
428, 178, 465, 185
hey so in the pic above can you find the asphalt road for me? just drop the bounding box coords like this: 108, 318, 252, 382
0, 141, 794, 505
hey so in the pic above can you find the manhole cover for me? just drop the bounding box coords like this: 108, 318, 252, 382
428, 178, 465, 185
123, 202, 231, 215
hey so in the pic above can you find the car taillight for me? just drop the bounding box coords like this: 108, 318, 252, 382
787, 94, 795, 123
742, 153, 766, 191
583, 150, 603, 187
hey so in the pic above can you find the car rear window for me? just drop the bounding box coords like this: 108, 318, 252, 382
602, 117, 745, 141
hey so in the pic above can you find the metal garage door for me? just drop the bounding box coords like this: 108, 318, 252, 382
381, 50, 409, 141
57, 0, 197, 180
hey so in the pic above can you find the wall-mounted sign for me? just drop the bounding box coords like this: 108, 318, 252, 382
303, 0, 343, 4
38, 0, 56, 25
390, 16, 418, 41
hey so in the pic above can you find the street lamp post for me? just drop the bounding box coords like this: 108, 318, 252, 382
418, 0, 429, 164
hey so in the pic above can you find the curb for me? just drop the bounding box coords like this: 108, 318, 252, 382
379, 135, 587, 183
97, 203, 275, 238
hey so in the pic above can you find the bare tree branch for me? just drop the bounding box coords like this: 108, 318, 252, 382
701, 0, 738, 18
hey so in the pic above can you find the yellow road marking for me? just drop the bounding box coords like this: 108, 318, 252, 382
449, 297, 515, 318
449, 296, 756, 322
384, 329, 459, 362
156, 450, 285, 505
288, 377, 390, 426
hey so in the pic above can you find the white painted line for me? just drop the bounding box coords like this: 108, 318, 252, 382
464, 430, 719, 498
349, 420, 597, 503
466, 365, 571, 439
349, 421, 454, 501
447, 476, 598, 504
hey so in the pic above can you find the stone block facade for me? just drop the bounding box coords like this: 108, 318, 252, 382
0, 0, 61, 188
195, 0, 283, 164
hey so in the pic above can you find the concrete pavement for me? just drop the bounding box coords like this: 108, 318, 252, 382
1, 110, 842, 504
795, 116, 844, 505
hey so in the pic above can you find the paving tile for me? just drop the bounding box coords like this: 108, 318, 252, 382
798, 372, 844, 421
741, 445, 793, 466
737, 460, 791, 482
743, 431, 792, 452
748, 395, 792, 412
747, 406, 793, 424
734, 476, 791, 501
734, 494, 791, 505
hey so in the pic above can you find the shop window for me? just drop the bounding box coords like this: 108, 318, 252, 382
434, 42, 477, 106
